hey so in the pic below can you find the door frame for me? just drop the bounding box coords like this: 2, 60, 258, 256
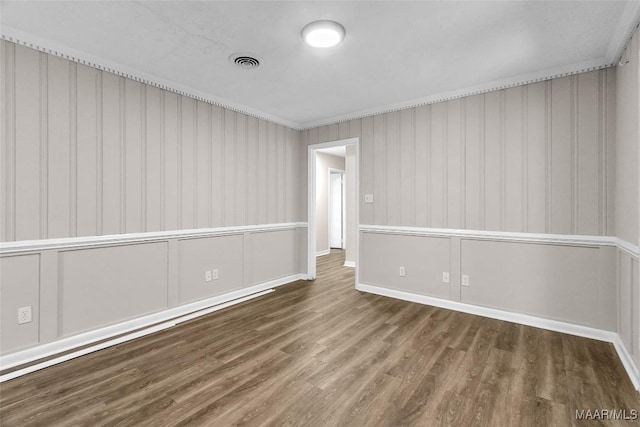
328, 168, 345, 250
307, 137, 360, 284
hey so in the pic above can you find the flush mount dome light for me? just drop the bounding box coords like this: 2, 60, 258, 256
301, 20, 345, 48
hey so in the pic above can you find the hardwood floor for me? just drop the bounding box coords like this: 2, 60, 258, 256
1, 249, 638, 426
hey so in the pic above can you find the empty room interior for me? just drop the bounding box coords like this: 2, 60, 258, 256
1, 1, 640, 425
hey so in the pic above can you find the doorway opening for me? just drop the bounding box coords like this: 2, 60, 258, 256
307, 137, 359, 284
329, 169, 345, 250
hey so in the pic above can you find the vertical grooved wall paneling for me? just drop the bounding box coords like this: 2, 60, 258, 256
1, 42, 15, 241
146, 86, 161, 232
616, 27, 639, 246
39, 52, 48, 239
306, 68, 615, 236
386, 111, 400, 226
360, 116, 374, 225
48, 54, 72, 238
614, 25, 639, 372
77, 65, 99, 236
14, 42, 40, 240
0, 40, 303, 242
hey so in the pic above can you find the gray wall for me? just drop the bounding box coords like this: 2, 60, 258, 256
302, 68, 616, 236
616, 27, 639, 247
59, 243, 168, 336
345, 145, 356, 265
360, 231, 616, 330
618, 250, 639, 368
0, 40, 305, 242
0, 227, 306, 354
0, 40, 307, 356
361, 233, 450, 300
303, 68, 621, 332
315, 152, 345, 254
1, 32, 636, 375
615, 26, 640, 371
0, 255, 40, 352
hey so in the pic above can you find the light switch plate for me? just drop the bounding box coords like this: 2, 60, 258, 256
462, 275, 470, 287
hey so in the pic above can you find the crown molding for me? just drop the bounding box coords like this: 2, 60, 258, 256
3, 2, 639, 134
299, 57, 614, 130
299, 2, 640, 130
0, 26, 302, 130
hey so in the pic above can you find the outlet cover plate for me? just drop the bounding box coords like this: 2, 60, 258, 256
18, 306, 32, 324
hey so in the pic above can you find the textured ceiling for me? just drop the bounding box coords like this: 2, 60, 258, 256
1, 1, 638, 129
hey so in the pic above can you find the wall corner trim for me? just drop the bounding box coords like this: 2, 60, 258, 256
614, 237, 640, 259
612, 334, 640, 391
356, 283, 640, 391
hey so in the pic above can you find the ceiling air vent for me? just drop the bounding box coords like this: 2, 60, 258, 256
230, 53, 260, 69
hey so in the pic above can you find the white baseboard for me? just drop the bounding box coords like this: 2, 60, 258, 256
316, 249, 330, 257
612, 334, 640, 391
0, 289, 276, 382
343, 261, 356, 268
356, 283, 639, 391
0, 273, 306, 374
355, 284, 613, 341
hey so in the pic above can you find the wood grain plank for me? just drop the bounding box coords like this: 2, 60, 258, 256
1, 250, 638, 426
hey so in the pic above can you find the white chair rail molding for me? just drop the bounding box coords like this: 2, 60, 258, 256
0, 1, 639, 425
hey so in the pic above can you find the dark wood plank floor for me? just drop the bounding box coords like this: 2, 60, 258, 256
1, 249, 638, 426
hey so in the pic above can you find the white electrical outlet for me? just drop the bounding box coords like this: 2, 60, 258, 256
364, 194, 374, 203
442, 272, 450, 283
18, 306, 32, 324
399, 266, 406, 277
205, 270, 212, 282
212, 269, 219, 280
462, 275, 470, 287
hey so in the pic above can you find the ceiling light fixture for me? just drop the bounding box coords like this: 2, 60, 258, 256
301, 20, 346, 48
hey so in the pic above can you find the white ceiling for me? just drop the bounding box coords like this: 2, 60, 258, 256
1, 1, 639, 129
